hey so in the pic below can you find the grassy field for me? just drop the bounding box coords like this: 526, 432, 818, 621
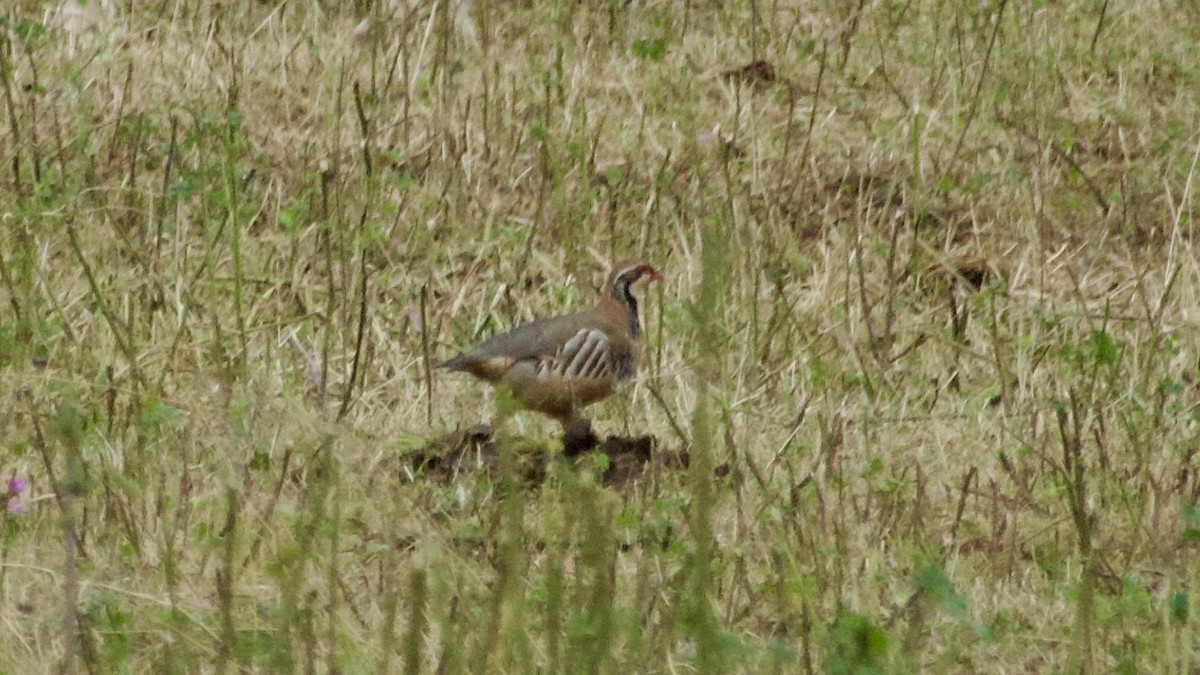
3, 0, 1200, 672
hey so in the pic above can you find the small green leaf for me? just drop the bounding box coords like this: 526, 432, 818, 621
918, 565, 967, 617
168, 179, 192, 199
631, 37, 668, 61
249, 451, 271, 472
1160, 377, 1183, 396
10, 19, 47, 40
1088, 329, 1118, 365
565, 613, 598, 639
591, 452, 611, 473
1185, 504, 1200, 526
233, 630, 275, 664
917, 563, 994, 642
1172, 591, 1188, 623
825, 611, 888, 675
54, 403, 86, 442
142, 398, 182, 428
1184, 504, 1200, 542
494, 386, 525, 419
278, 208, 298, 233
864, 457, 884, 477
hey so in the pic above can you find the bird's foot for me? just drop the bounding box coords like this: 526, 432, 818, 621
562, 420, 599, 457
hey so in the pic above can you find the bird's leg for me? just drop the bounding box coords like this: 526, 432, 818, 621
561, 416, 598, 456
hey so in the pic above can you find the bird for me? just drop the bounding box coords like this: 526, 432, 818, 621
440, 260, 663, 453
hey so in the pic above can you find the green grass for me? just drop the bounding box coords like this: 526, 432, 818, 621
3, 0, 1200, 672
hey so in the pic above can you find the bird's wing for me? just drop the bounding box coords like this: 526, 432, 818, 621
442, 313, 599, 375
465, 313, 591, 361
528, 327, 615, 382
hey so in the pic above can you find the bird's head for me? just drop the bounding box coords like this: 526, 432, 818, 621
607, 261, 663, 294
605, 260, 662, 337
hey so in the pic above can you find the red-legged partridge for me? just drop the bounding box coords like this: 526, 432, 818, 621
441, 261, 662, 452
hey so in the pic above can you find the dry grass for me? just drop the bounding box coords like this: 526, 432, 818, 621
3, 0, 1200, 672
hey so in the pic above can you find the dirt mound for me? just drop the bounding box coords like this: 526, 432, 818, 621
403, 426, 690, 487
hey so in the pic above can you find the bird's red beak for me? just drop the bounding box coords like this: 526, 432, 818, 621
644, 266, 663, 281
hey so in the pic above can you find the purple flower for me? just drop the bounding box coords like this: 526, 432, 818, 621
7, 476, 26, 495
6, 497, 24, 514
